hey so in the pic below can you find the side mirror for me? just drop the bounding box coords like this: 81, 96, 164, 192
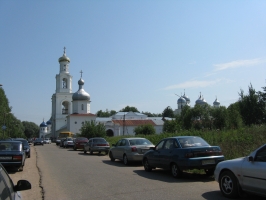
149, 147, 155, 150
14, 180, 31, 191
248, 156, 254, 162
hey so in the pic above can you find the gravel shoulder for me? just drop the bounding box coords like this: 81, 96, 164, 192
8, 144, 43, 200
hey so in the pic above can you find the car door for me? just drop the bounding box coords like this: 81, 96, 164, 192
148, 140, 165, 168
116, 139, 127, 159
242, 145, 266, 195
159, 139, 176, 169
0, 165, 14, 200
111, 140, 122, 158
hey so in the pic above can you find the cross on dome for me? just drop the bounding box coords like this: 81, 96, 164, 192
80, 70, 83, 78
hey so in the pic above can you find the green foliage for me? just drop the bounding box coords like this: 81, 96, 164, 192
120, 106, 139, 112
238, 84, 266, 125
163, 119, 181, 133
80, 120, 106, 138
226, 102, 243, 129
141, 111, 162, 117
22, 121, 39, 138
162, 106, 174, 118
96, 109, 116, 117
134, 124, 155, 135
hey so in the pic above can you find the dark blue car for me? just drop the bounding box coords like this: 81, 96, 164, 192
142, 136, 224, 178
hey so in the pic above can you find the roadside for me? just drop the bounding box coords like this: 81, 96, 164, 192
8, 144, 43, 200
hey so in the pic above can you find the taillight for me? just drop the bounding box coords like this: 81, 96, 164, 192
185, 153, 194, 158
13, 155, 22, 160
131, 147, 137, 152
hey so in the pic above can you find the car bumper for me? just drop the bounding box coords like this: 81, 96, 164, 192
127, 153, 144, 161
178, 156, 224, 170
91, 147, 110, 152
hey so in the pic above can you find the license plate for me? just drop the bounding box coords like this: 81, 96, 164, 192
202, 159, 215, 165
0, 156, 12, 160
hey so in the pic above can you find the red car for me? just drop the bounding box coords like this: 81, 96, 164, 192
73, 137, 88, 150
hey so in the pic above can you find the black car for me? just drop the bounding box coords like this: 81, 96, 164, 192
0, 163, 31, 199
13, 138, 31, 158
0, 141, 26, 171
34, 138, 44, 146
142, 136, 224, 178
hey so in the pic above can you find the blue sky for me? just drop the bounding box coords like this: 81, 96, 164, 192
0, 1, 266, 126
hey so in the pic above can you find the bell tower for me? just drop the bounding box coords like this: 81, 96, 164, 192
51, 47, 73, 138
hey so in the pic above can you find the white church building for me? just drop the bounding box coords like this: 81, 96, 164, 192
40, 48, 169, 139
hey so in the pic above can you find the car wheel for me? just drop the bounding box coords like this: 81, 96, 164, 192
74, 147, 77, 151
123, 154, 129, 165
205, 168, 215, 176
90, 150, 93, 155
28, 154, 31, 158
219, 171, 239, 198
171, 163, 182, 178
143, 158, 152, 172
109, 152, 115, 161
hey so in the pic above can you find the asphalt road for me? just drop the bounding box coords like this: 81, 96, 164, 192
7, 144, 265, 200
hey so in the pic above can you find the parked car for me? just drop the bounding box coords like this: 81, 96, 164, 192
0, 141, 26, 171
0, 163, 31, 199
63, 137, 74, 148
142, 136, 224, 178
73, 137, 88, 150
84, 138, 110, 155
33, 138, 44, 146
43, 138, 51, 144
27, 138, 33, 144
60, 138, 66, 147
13, 138, 31, 158
56, 138, 62, 146
109, 137, 154, 165
214, 143, 266, 199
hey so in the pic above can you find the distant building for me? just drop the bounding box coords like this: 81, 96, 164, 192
174, 92, 221, 115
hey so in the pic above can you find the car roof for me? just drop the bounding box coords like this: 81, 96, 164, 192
122, 138, 147, 140
0, 141, 22, 144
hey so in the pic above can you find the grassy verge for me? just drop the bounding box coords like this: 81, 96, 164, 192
105, 124, 266, 160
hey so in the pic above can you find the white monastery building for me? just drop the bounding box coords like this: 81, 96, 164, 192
39, 48, 221, 138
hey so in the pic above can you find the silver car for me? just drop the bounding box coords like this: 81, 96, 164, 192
214, 143, 266, 198
109, 137, 154, 165
84, 137, 110, 155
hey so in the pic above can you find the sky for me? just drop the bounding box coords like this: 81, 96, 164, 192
0, 0, 266, 126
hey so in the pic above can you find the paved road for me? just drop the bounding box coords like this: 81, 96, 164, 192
8, 144, 264, 200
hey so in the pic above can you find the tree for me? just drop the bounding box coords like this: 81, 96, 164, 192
226, 102, 243, 129
163, 119, 181, 133
238, 84, 265, 125
162, 106, 174, 118
120, 106, 139, 112
210, 106, 227, 130
80, 120, 106, 138
134, 124, 155, 135
96, 109, 116, 117
22, 121, 39, 138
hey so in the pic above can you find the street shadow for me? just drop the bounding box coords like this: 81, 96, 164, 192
77, 152, 108, 157
202, 191, 266, 200
102, 160, 143, 168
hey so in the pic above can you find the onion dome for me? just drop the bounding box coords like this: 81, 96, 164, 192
46, 120, 52, 125
201, 97, 207, 105
177, 96, 186, 104
195, 95, 203, 105
72, 77, 90, 101
213, 97, 220, 106
58, 47, 70, 63
40, 121, 47, 127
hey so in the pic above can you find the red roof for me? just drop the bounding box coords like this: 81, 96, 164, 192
112, 120, 156, 126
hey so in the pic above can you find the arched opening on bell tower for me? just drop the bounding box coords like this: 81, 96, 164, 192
62, 78, 68, 89
106, 129, 114, 137
62, 101, 69, 114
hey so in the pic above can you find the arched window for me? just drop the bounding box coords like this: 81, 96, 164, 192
81, 104, 84, 110
62, 101, 69, 114
62, 78, 67, 89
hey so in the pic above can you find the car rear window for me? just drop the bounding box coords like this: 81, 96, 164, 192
0, 142, 21, 151
93, 139, 106, 143
129, 139, 153, 146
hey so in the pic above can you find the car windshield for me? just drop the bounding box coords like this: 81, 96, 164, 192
129, 139, 153, 146
0, 142, 20, 151
178, 137, 210, 148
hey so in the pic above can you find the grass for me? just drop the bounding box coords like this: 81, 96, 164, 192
105, 124, 266, 160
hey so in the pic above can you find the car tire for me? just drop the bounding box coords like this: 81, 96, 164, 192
171, 163, 182, 178
219, 171, 239, 198
28, 154, 31, 158
84, 149, 87, 154
143, 158, 152, 172
205, 168, 215, 176
123, 154, 129, 165
109, 152, 115, 161
74, 147, 77, 151
90, 150, 93, 155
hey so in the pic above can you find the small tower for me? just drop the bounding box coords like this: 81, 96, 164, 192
213, 96, 220, 108
39, 120, 47, 138
72, 70, 91, 114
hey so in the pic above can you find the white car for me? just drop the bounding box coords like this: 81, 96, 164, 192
44, 138, 51, 144
214, 144, 266, 198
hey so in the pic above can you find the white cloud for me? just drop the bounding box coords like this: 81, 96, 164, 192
214, 58, 265, 71
163, 79, 221, 90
